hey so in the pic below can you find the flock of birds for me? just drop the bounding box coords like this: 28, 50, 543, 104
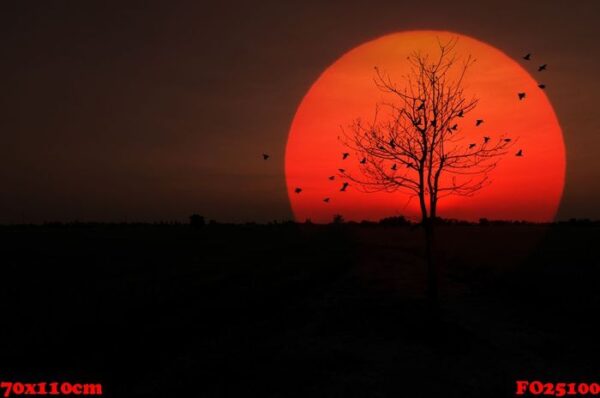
261, 52, 548, 204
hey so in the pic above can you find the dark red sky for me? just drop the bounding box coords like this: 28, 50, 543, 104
1, 1, 599, 223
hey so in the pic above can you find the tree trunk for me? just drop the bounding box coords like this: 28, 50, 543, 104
419, 171, 438, 315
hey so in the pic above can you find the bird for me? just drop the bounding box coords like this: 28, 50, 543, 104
338, 168, 346, 173
389, 139, 396, 149
516, 149, 523, 157
391, 163, 397, 170
476, 119, 484, 127
523, 53, 531, 60
518, 92, 526, 100
504, 138, 512, 142
323, 197, 330, 203
360, 157, 367, 164
538, 83, 546, 89
342, 152, 350, 160
431, 120, 437, 128
451, 124, 458, 130
483, 136, 490, 143
538, 64, 547, 72
294, 187, 302, 194
469, 143, 476, 149
417, 102, 425, 111
340, 182, 349, 192
262, 153, 270, 160
458, 110, 464, 117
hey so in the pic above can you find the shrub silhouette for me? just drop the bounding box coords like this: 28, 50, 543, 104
189, 214, 205, 228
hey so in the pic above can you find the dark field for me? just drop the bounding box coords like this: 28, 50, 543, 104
1, 223, 599, 397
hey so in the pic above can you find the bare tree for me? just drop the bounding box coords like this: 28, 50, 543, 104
341, 38, 513, 309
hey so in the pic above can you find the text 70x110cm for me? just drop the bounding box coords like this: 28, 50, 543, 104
0, 382, 102, 397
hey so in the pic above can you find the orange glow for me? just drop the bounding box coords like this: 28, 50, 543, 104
285, 31, 566, 223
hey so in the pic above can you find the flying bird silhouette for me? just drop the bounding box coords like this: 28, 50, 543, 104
323, 198, 330, 203
338, 168, 346, 173
340, 182, 349, 192
518, 92, 526, 100
451, 124, 458, 130
538, 83, 546, 89
360, 157, 367, 164
523, 53, 531, 60
262, 154, 270, 160
469, 143, 476, 149
391, 163, 397, 170
342, 152, 350, 160
328, 176, 335, 180
483, 136, 490, 143
476, 119, 484, 127
538, 64, 547, 72
294, 188, 302, 194
516, 149, 523, 157
504, 138, 512, 142
458, 110, 464, 117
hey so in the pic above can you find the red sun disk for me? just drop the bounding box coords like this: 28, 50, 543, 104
285, 31, 566, 223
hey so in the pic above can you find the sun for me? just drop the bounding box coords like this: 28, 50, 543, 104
285, 30, 566, 223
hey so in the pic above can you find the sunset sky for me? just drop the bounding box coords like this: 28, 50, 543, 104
286, 31, 565, 223
1, 1, 599, 223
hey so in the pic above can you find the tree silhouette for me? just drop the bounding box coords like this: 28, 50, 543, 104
341, 39, 513, 310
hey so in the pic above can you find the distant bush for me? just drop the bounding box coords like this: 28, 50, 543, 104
433, 217, 473, 226
189, 214, 205, 227
359, 220, 377, 227
332, 214, 345, 224
378, 216, 411, 226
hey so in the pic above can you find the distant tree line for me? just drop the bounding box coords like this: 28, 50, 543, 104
1, 216, 598, 228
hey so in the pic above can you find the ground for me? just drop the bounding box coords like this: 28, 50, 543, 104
0, 223, 598, 397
